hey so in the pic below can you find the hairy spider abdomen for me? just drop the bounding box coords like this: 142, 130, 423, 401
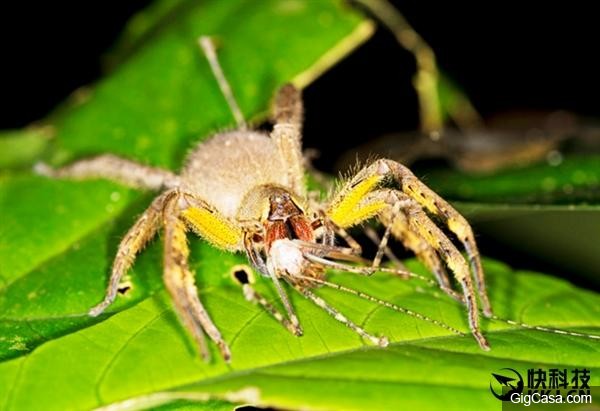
181, 131, 290, 218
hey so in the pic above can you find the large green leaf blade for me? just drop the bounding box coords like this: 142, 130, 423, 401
2, 1, 598, 410
1, 259, 598, 410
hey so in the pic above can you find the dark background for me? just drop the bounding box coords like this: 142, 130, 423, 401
2, 2, 598, 131
1, 1, 598, 285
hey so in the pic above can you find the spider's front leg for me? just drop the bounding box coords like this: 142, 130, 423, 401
89, 190, 173, 316
378, 208, 452, 292
332, 158, 491, 316
163, 193, 232, 362
386, 159, 491, 317
327, 159, 491, 350
231, 267, 302, 337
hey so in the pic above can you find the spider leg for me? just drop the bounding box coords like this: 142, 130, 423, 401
378, 206, 452, 290
177, 191, 305, 352
327, 160, 490, 350
163, 195, 231, 362
400, 200, 488, 350
348, 190, 489, 349
181, 194, 303, 335
332, 225, 363, 255
34, 154, 180, 190
268, 268, 303, 335
364, 208, 449, 287
89, 190, 173, 317
384, 159, 491, 317
270, 84, 306, 197
330, 194, 488, 350
231, 268, 302, 336
292, 284, 388, 347
292, 273, 465, 337
371, 199, 404, 268
180, 193, 243, 252
198, 36, 246, 130
303, 252, 461, 301
363, 225, 407, 270
243, 232, 269, 276
288, 239, 367, 264
240, 234, 303, 335
329, 158, 491, 317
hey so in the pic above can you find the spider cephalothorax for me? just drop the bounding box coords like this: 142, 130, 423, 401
36, 36, 492, 362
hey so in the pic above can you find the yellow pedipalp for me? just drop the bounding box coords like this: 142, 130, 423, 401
182, 207, 242, 250
328, 174, 384, 228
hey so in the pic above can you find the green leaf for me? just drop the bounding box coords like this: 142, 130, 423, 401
0, 258, 598, 411
0, 128, 52, 169
1, 1, 598, 410
424, 155, 600, 206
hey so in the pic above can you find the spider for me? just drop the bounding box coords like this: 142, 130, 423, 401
36, 36, 493, 362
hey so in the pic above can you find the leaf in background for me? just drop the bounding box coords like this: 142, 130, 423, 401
420, 155, 600, 283
425, 155, 600, 205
